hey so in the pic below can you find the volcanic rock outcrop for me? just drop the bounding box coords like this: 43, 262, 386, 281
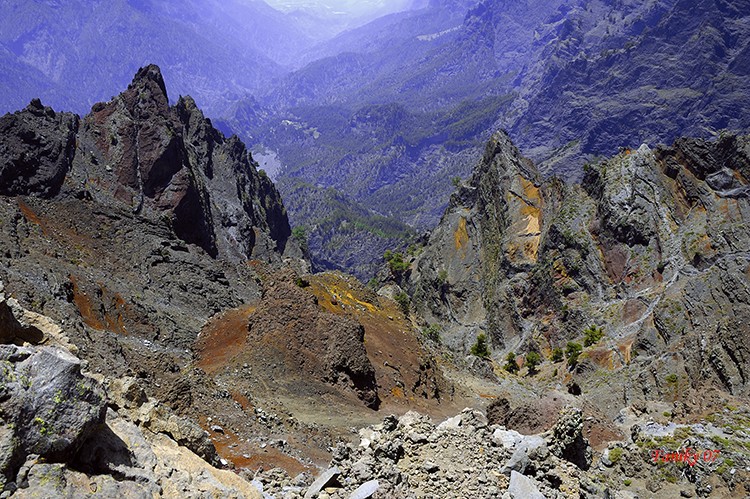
0, 99, 78, 198
0, 66, 320, 479
409, 130, 750, 410
1, 64, 292, 262
199, 269, 381, 409
0, 66, 311, 438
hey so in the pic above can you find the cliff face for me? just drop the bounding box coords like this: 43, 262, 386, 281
410, 130, 750, 405
1, 65, 291, 263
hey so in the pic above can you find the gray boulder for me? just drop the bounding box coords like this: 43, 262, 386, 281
0, 345, 106, 483
349, 479, 379, 499
508, 471, 545, 499
304, 467, 340, 499
501, 435, 547, 476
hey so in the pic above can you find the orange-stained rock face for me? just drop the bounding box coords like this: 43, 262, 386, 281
410, 130, 750, 416
504, 176, 542, 265
454, 216, 469, 253
306, 272, 449, 408
198, 268, 379, 409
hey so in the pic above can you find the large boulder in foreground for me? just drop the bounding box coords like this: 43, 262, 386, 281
0, 345, 106, 485
0, 281, 106, 485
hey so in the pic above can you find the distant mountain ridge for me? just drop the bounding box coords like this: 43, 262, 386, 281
0, 0, 351, 117
2, 0, 748, 280
222, 0, 750, 278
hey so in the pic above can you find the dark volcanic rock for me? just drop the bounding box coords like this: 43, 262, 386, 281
0, 66, 307, 480
62, 64, 291, 261
0, 64, 301, 387
0, 65, 292, 263
0, 284, 44, 345
0, 99, 78, 198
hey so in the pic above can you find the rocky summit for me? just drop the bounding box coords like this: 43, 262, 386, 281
0, 63, 749, 498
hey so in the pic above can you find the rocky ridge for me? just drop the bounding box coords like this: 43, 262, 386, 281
409, 130, 750, 400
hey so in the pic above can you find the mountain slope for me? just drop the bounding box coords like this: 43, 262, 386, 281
0, 65, 458, 478
511, 0, 750, 177
224, 0, 750, 278
409, 130, 750, 415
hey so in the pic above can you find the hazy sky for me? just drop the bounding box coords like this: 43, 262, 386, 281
262, 0, 413, 17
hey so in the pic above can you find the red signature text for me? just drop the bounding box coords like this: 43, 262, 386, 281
650, 448, 721, 467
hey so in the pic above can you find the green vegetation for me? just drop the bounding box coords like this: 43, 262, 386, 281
367, 277, 379, 290
76, 381, 88, 397
551, 347, 564, 363
33, 417, 50, 436
661, 469, 678, 484
608, 447, 623, 464
623, 479, 632, 486
503, 351, 519, 373
566, 341, 583, 368
294, 276, 310, 288
471, 334, 491, 359
451, 176, 462, 188
394, 292, 410, 316
716, 458, 735, 475
525, 351, 541, 375
583, 325, 604, 347
384, 250, 410, 275
422, 324, 442, 343
291, 226, 309, 253
442, 95, 515, 149
437, 269, 448, 286
665, 373, 680, 400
